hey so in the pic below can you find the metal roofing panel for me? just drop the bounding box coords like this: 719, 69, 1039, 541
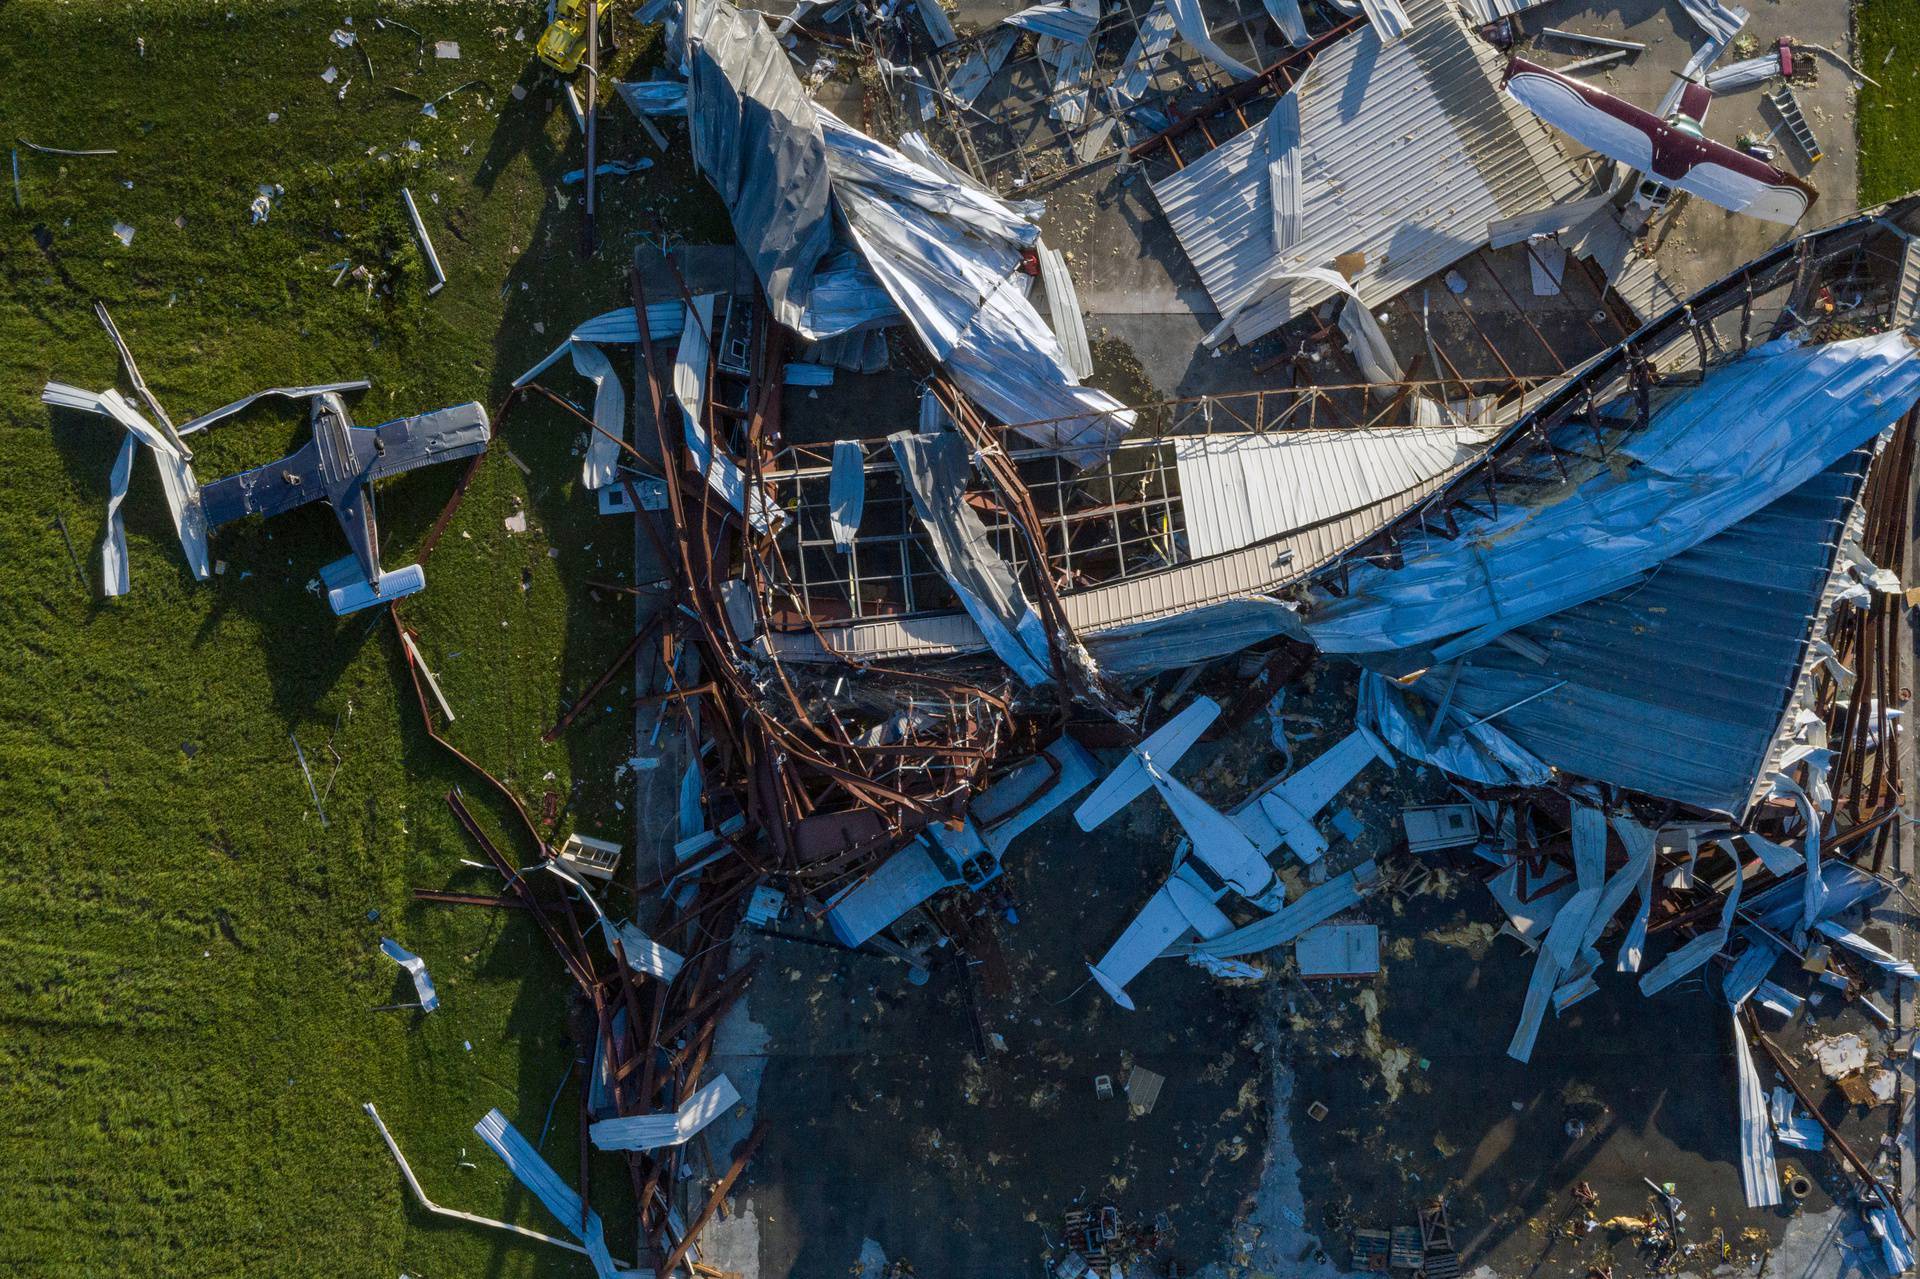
1150, 0, 1583, 345
1434, 447, 1872, 816
1173, 426, 1486, 558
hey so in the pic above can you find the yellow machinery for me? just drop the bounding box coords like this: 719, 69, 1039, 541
536, 0, 592, 74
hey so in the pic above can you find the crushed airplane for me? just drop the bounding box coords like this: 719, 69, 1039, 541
45, 380, 489, 613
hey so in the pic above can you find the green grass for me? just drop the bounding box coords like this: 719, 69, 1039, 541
1858, 0, 1920, 205
0, 2, 721, 1274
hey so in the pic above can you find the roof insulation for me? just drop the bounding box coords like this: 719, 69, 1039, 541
1149, 0, 1583, 346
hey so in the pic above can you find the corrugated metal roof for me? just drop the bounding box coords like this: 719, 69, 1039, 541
1427, 446, 1872, 817
1150, 0, 1583, 345
1174, 426, 1486, 558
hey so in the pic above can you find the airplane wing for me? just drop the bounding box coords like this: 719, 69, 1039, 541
1503, 59, 1813, 225
1074, 696, 1221, 830
1233, 727, 1393, 864
1090, 864, 1230, 1009
364, 401, 491, 483
1269, 727, 1393, 818
200, 439, 325, 528
1504, 61, 1654, 170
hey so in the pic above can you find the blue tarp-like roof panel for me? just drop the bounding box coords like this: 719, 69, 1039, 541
1430, 447, 1872, 816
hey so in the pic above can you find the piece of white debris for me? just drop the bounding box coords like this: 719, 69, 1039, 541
510, 83, 528, 101
137, 36, 146, 57
321, 65, 338, 83
405, 139, 422, 152
514, 26, 526, 40
112, 222, 135, 247
249, 195, 271, 224
504, 511, 528, 534
330, 27, 355, 46
267, 112, 280, 123
533, 321, 546, 335
434, 40, 461, 58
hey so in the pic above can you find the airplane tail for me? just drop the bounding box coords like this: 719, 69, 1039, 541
1087, 962, 1137, 1011
321, 555, 427, 615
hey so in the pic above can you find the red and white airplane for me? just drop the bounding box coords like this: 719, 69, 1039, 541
1502, 58, 1816, 226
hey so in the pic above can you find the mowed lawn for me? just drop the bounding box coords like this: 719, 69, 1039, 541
0, 2, 723, 1275
1859, 0, 1920, 205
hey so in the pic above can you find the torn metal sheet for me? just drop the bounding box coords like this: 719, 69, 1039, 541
1155, 0, 1585, 347
1265, 89, 1302, 255
615, 79, 689, 117
1306, 333, 1920, 661
1769, 1086, 1824, 1150
1640, 852, 1744, 996
1183, 860, 1381, 959
889, 430, 1053, 685
676, 294, 780, 532
44, 383, 212, 582
1084, 597, 1303, 674
1037, 243, 1094, 380
686, 0, 836, 336
1730, 1011, 1783, 1208
1107, 4, 1178, 112
1007, 1, 1098, 42
1704, 53, 1781, 93
569, 341, 626, 490
1527, 236, 1566, 295
946, 29, 1018, 108
828, 439, 866, 551
379, 938, 441, 1011
820, 110, 1133, 464
1814, 921, 1919, 980
917, 0, 957, 47
609, 919, 688, 982
1167, 0, 1256, 81
175, 381, 376, 437
1676, 0, 1748, 46
473, 1109, 622, 1279
1357, 0, 1409, 41
589, 1074, 741, 1151
1391, 447, 1871, 816
1338, 295, 1403, 383
1360, 670, 1552, 789
513, 304, 687, 387
1487, 190, 1621, 248
1263, 0, 1309, 46
101, 434, 136, 598
1507, 805, 1606, 1062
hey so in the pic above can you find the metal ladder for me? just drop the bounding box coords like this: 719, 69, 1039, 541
1767, 84, 1823, 164
1895, 233, 1920, 328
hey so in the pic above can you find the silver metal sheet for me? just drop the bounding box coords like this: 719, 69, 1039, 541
1152, 0, 1583, 346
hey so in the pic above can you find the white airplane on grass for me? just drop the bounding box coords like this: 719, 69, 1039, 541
1077, 696, 1393, 1007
